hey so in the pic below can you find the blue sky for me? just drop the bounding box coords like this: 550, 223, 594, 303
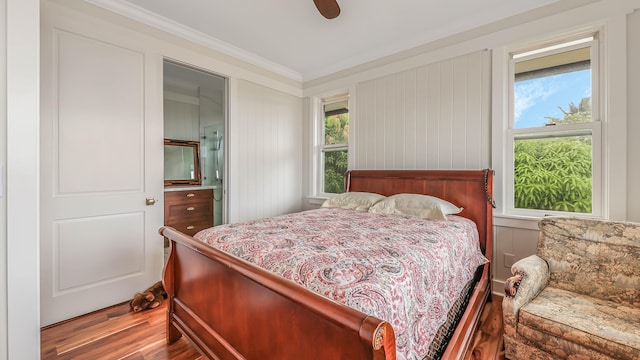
514, 69, 591, 128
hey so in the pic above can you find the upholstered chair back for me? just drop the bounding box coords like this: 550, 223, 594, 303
536, 217, 640, 307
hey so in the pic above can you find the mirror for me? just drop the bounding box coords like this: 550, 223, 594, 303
164, 139, 201, 186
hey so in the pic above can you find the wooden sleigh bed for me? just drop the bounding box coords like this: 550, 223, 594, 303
160, 169, 494, 360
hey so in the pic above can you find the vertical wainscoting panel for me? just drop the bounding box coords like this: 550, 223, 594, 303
354, 50, 490, 170
493, 225, 540, 294
230, 80, 302, 223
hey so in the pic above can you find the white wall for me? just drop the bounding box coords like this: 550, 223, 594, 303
303, 0, 640, 295
229, 79, 303, 223
3, 0, 41, 358
354, 51, 491, 170
0, 1, 7, 357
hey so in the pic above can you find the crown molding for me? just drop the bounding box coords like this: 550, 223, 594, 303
83, 0, 303, 82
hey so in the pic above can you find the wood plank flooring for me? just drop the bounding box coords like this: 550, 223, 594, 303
41, 295, 505, 360
466, 295, 505, 360
41, 301, 202, 360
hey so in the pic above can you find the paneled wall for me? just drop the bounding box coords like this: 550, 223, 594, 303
229, 80, 303, 223
492, 224, 540, 293
354, 51, 491, 170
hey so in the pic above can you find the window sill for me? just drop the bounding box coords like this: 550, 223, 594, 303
493, 212, 605, 230
307, 196, 327, 206
493, 214, 542, 230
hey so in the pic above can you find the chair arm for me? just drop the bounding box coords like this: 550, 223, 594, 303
502, 255, 549, 337
504, 254, 549, 313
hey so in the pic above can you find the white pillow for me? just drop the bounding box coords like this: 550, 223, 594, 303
321, 192, 386, 211
368, 193, 463, 220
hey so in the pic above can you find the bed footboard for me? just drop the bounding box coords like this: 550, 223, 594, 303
161, 226, 396, 360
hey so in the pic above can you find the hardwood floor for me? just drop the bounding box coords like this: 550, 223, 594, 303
41, 301, 202, 360
465, 295, 506, 360
41, 295, 505, 360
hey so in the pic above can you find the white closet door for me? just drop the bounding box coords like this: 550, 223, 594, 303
40, 28, 164, 326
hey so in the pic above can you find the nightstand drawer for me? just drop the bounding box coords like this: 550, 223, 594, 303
165, 200, 213, 222
165, 189, 213, 203
165, 220, 212, 237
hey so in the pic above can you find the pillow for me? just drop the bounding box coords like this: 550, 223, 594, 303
368, 193, 463, 220
321, 192, 386, 211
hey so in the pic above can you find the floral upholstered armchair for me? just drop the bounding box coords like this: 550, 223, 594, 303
502, 216, 640, 360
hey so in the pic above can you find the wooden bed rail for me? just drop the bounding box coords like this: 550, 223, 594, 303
160, 226, 397, 360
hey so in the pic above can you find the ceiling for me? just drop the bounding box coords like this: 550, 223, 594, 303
86, 0, 566, 82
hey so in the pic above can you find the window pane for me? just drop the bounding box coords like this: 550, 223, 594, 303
323, 100, 349, 145
514, 135, 592, 213
324, 113, 349, 145
323, 149, 348, 194
514, 47, 591, 129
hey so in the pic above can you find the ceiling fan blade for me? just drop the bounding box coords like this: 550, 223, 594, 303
313, 0, 340, 19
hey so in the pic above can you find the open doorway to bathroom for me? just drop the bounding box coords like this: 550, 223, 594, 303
163, 60, 227, 227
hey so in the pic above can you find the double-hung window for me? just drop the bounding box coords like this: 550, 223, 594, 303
316, 94, 349, 195
507, 34, 601, 216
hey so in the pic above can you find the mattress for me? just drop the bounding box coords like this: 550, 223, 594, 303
195, 207, 487, 360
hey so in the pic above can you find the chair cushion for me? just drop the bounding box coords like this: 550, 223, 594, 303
519, 287, 640, 360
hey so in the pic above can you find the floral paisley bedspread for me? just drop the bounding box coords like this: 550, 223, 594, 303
195, 208, 488, 360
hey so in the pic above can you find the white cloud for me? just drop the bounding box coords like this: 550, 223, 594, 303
514, 79, 557, 124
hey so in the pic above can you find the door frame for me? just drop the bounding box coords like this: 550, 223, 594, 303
5, 0, 41, 358
163, 58, 229, 226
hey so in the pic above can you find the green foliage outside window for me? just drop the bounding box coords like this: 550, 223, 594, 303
324, 150, 348, 194
514, 98, 592, 213
324, 113, 349, 144
323, 113, 349, 194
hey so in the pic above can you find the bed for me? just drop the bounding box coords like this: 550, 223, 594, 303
160, 169, 494, 360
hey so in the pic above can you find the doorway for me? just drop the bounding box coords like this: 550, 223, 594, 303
163, 60, 227, 227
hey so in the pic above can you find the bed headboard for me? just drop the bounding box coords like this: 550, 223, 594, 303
346, 169, 494, 259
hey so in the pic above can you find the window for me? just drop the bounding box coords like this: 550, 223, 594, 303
507, 34, 601, 216
316, 94, 349, 195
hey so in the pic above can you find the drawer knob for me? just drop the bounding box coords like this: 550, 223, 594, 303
186, 193, 195, 197
186, 207, 195, 211
186, 225, 195, 230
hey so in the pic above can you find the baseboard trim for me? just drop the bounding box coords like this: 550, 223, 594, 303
492, 279, 506, 297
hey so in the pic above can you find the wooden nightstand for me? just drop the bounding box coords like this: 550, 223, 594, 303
164, 188, 214, 246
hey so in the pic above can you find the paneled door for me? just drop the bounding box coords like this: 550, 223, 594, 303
40, 28, 164, 326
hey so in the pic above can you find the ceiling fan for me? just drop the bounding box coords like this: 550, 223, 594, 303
313, 0, 340, 19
